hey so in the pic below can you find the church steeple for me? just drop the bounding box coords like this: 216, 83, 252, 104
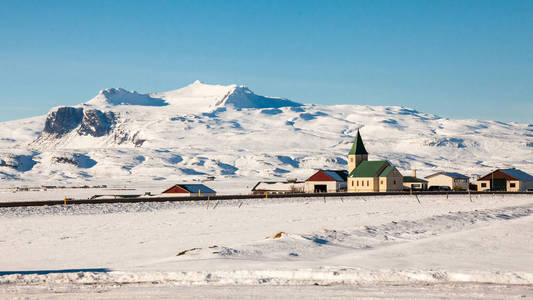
348, 130, 368, 174
349, 130, 368, 155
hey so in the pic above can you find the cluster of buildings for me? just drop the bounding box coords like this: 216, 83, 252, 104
252, 131, 533, 195
156, 130, 532, 197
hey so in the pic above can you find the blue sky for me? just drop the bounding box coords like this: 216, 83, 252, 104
0, 0, 532, 123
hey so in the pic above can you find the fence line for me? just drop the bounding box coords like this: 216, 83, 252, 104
0, 191, 531, 208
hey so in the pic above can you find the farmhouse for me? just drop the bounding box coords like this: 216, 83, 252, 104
425, 172, 469, 190
252, 181, 305, 195
162, 184, 216, 197
477, 169, 533, 192
305, 170, 348, 193
347, 130, 403, 192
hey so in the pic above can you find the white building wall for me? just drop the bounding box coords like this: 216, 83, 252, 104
305, 181, 338, 193
427, 174, 454, 189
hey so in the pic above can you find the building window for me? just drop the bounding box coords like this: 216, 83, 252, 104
351, 181, 354, 187
481, 183, 487, 188
367, 180, 370, 186
350, 157, 353, 162
510, 183, 516, 188
357, 180, 359, 186
393, 180, 396, 184
381, 180, 383, 184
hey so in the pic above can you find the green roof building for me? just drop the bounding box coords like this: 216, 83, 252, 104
347, 131, 404, 192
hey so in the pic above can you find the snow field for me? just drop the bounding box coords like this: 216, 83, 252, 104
1, 194, 532, 288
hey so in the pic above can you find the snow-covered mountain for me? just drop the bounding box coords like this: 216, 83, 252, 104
0, 81, 531, 190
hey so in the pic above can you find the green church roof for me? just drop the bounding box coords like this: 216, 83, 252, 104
348, 130, 368, 155
379, 166, 395, 177
349, 160, 389, 178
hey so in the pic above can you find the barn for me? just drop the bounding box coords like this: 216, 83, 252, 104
161, 184, 216, 197
477, 169, 533, 192
304, 170, 348, 193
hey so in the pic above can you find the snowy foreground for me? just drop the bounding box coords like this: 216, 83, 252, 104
1, 193, 533, 298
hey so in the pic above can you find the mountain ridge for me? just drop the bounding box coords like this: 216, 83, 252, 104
0, 81, 531, 190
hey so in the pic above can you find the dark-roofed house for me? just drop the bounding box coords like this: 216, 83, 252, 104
477, 169, 533, 192
346, 130, 403, 192
162, 184, 216, 197
403, 176, 428, 190
425, 172, 469, 191
305, 170, 348, 193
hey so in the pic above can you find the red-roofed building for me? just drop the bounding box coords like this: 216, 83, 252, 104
162, 184, 216, 197
304, 170, 348, 193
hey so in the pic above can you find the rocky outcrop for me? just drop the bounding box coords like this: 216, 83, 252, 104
78, 109, 115, 137
43, 107, 84, 138
38, 106, 116, 140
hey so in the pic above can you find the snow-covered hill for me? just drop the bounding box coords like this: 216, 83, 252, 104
0, 81, 531, 190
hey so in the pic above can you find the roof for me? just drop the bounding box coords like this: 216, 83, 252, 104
252, 181, 304, 191
500, 169, 533, 181
348, 130, 368, 155
349, 160, 389, 178
307, 170, 348, 182
163, 184, 216, 194
403, 176, 428, 183
323, 170, 348, 181
180, 184, 216, 193
379, 166, 395, 177
479, 169, 533, 181
425, 172, 469, 179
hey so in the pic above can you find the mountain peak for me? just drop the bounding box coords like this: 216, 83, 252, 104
82, 81, 301, 112
88, 88, 167, 107
153, 81, 302, 112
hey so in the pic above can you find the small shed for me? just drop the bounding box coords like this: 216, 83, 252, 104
162, 184, 216, 197
251, 181, 305, 195
477, 169, 533, 192
425, 172, 469, 191
305, 170, 348, 193
403, 176, 428, 190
